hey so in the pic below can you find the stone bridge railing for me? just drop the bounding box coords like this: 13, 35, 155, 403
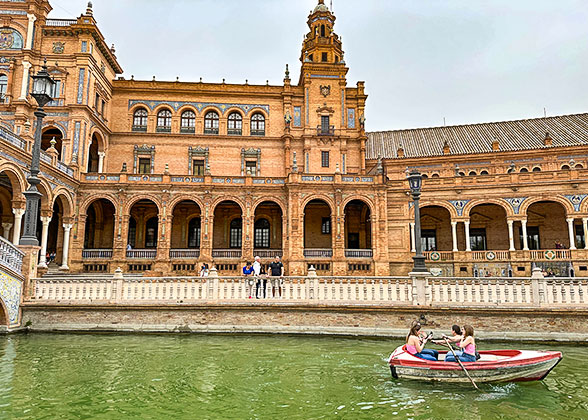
0, 236, 24, 276
0, 236, 25, 328
28, 270, 588, 307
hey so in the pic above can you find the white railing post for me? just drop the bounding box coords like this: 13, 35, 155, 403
531, 265, 545, 306
209, 267, 219, 299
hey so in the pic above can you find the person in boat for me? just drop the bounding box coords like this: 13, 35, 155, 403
444, 324, 476, 363
432, 324, 462, 349
406, 321, 439, 361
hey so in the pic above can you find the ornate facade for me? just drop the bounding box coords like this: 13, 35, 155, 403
1, 0, 587, 277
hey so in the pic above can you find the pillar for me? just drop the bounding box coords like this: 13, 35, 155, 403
521, 219, 529, 251
409, 222, 415, 252
25, 13, 37, 49
97, 151, 105, 173
1, 223, 12, 240
507, 219, 515, 251
11, 208, 24, 244
60, 223, 73, 270
464, 219, 471, 252
567, 218, 576, 250
38, 216, 51, 268
19, 61, 32, 100
583, 218, 588, 250
451, 221, 458, 252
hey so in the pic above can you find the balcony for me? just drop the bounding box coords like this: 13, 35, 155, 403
424, 251, 454, 262
317, 125, 335, 136
126, 249, 157, 259
156, 126, 171, 133
253, 249, 283, 259
345, 249, 373, 258
169, 249, 200, 259
132, 125, 147, 132
530, 249, 572, 260
212, 249, 242, 258
471, 250, 511, 261
204, 127, 219, 135
82, 249, 113, 259
228, 128, 242, 136
180, 127, 195, 134
250, 129, 265, 137
304, 248, 333, 258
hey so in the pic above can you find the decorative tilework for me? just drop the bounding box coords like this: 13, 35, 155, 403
0, 269, 23, 326
76, 68, 85, 104
309, 75, 340, 79
85, 70, 91, 106
293, 106, 301, 127
564, 194, 588, 212
81, 41, 87, 52
128, 100, 269, 116
504, 197, 527, 215
341, 89, 345, 125
72, 121, 81, 159
348, 108, 356, 129
305, 88, 309, 124
449, 199, 470, 217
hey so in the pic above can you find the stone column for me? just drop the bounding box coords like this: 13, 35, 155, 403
451, 221, 458, 252
12, 208, 25, 244
567, 218, 577, 250
1, 223, 12, 240
38, 216, 52, 268
409, 222, 415, 252
25, 13, 37, 49
521, 219, 529, 251
507, 219, 515, 251
583, 218, 588, 250
60, 223, 73, 270
97, 151, 105, 173
464, 219, 471, 252
19, 61, 32, 100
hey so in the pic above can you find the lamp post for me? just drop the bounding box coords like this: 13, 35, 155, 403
19, 59, 55, 246
407, 169, 427, 272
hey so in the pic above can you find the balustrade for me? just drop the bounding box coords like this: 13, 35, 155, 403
303, 248, 333, 258
212, 249, 242, 258
344, 249, 373, 258
0, 236, 24, 275
169, 249, 201, 259
529, 249, 572, 260
126, 249, 157, 259
82, 249, 113, 259
253, 249, 283, 259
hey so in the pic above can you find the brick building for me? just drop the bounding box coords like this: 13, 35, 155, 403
1, 0, 588, 277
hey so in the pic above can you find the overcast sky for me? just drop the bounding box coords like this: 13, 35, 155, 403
48, 0, 588, 131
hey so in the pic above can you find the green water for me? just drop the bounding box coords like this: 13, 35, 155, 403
0, 334, 586, 420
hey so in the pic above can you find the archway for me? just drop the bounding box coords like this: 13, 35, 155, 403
419, 205, 452, 252
253, 201, 283, 258
526, 201, 569, 249
41, 127, 63, 160
171, 200, 202, 258
213, 201, 243, 256
128, 199, 159, 249
467, 204, 508, 250
0, 301, 6, 326
344, 200, 372, 256
303, 199, 332, 257
0, 171, 16, 241
87, 133, 104, 173
46, 196, 68, 265
83, 199, 116, 250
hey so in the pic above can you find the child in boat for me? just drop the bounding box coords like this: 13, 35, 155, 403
444, 324, 476, 363
405, 321, 439, 361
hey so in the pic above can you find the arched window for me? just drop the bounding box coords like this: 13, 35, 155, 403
229, 218, 242, 248
180, 110, 196, 133
575, 164, 584, 169
431, 173, 440, 178
204, 111, 219, 134
0, 74, 7, 102
145, 217, 158, 248
532, 167, 541, 172
561, 165, 571, 171
132, 108, 148, 131
254, 218, 270, 249
480, 170, 489, 175
458, 171, 465, 177
227, 112, 243, 135
519, 167, 529, 173
250, 113, 265, 136
157, 109, 172, 132
188, 217, 201, 248
468, 171, 477, 176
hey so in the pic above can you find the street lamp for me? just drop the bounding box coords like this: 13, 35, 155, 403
407, 169, 427, 272
19, 59, 55, 246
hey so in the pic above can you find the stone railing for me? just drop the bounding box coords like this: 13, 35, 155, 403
530, 250, 572, 260
29, 272, 588, 307
82, 249, 113, 259
126, 249, 157, 259
169, 249, 200, 259
0, 126, 25, 149
253, 249, 283, 258
471, 250, 511, 261
424, 251, 453, 261
212, 249, 241, 258
345, 249, 373, 258
0, 236, 24, 275
45, 19, 77, 27
303, 248, 333, 258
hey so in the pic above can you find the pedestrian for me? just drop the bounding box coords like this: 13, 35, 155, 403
243, 261, 254, 298
268, 256, 284, 298
200, 263, 209, 277
127, 243, 132, 251
253, 256, 265, 298
49, 251, 56, 263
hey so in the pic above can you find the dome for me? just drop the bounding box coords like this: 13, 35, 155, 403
313, 1, 329, 13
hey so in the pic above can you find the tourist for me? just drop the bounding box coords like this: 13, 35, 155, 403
405, 321, 438, 361
268, 256, 284, 298
243, 261, 254, 298
555, 240, 563, 249
199, 263, 209, 277
432, 324, 462, 349
49, 251, 56, 263
127, 243, 132, 250
253, 256, 266, 298
444, 325, 477, 363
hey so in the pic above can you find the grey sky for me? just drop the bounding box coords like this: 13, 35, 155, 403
48, 0, 588, 131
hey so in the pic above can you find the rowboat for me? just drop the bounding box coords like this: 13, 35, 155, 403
388, 345, 562, 383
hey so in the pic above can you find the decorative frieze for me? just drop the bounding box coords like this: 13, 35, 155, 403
128, 100, 269, 115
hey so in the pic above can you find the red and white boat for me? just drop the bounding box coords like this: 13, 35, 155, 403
388, 345, 562, 383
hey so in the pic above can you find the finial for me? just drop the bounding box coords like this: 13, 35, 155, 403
50, 136, 56, 147
152, 75, 156, 81
86, 1, 93, 16
285, 64, 290, 80
199, 77, 202, 83
130, 74, 134, 80
110, 43, 116, 53
222, 78, 225, 83
176, 76, 179, 82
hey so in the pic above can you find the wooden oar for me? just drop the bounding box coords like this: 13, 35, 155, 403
443, 337, 479, 390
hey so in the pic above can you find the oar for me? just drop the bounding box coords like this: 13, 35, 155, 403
443, 337, 479, 390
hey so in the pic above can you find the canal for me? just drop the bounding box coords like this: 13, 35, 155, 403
0, 334, 586, 419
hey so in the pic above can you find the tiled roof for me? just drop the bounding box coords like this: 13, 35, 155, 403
366, 113, 588, 159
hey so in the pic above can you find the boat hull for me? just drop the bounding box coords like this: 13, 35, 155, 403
388, 346, 562, 384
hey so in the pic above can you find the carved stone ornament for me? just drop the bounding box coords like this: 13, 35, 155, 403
52, 42, 65, 54
320, 85, 331, 97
